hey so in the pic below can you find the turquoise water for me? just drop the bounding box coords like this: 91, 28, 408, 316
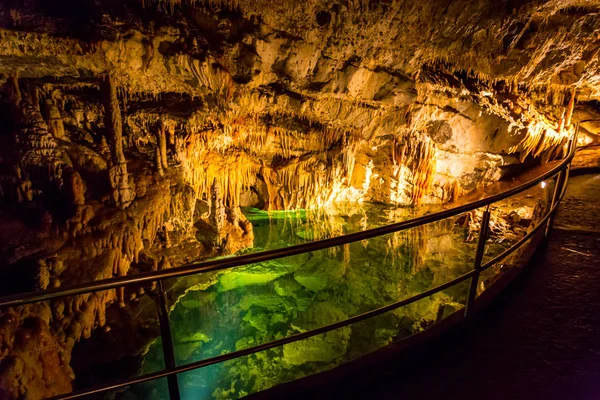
126, 203, 501, 399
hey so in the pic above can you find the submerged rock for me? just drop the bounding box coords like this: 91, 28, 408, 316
283, 302, 351, 365
218, 259, 302, 292
294, 254, 347, 292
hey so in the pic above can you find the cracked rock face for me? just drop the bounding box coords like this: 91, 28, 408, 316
0, 0, 599, 398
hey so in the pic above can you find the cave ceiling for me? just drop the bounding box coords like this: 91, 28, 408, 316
2, 0, 599, 208
2, 0, 600, 93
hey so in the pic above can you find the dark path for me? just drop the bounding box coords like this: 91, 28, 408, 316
269, 174, 600, 400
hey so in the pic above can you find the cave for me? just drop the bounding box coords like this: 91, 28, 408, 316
0, 1, 599, 399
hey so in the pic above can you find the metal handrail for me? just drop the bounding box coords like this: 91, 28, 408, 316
47, 175, 564, 400
6, 119, 599, 400
481, 184, 565, 272
50, 269, 477, 400
0, 121, 591, 309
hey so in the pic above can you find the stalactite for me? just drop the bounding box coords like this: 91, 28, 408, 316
156, 120, 169, 171
395, 135, 437, 205
3, 77, 67, 205
556, 109, 566, 133
392, 138, 407, 170
411, 140, 436, 205
514, 118, 568, 162
565, 88, 576, 128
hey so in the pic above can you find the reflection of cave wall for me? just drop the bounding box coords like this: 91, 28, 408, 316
0, 0, 599, 398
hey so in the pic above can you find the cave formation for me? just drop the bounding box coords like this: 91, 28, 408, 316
0, 0, 599, 399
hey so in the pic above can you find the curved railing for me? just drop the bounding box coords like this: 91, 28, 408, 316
1, 120, 597, 400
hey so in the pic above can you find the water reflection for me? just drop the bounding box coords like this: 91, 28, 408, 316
127, 203, 506, 399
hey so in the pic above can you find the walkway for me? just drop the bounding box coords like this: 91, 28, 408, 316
258, 173, 600, 400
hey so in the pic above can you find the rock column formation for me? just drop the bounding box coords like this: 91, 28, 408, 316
101, 73, 136, 208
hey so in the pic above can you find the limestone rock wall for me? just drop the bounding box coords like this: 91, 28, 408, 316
0, 0, 598, 398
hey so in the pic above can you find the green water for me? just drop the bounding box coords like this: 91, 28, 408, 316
127, 203, 492, 399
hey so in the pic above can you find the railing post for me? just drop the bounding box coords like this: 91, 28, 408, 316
561, 163, 571, 198
545, 170, 565, 237
545, 133, 576, 236
156, 280, 181, 400
464, 209, 491, 318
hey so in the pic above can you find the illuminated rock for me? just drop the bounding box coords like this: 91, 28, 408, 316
0, 1, 598, 398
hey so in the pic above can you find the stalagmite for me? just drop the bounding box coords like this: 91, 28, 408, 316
45, 99, 66, 140
155, 147, 164, 176
210, 179, 226, 243
101, 73, 136, 208
66, 170, 86, 206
